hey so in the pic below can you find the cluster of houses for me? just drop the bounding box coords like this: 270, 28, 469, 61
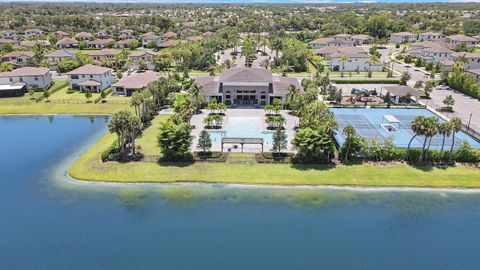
397, 33, 480, 82
308, 34, 382, 72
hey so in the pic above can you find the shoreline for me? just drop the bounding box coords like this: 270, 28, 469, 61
66, 172, 480, 193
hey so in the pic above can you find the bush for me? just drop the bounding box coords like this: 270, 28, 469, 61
95, 88, 112, 103
101, 141, 119, 162
454, 142, 480, 163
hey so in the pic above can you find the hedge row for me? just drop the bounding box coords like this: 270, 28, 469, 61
35, 81, 69, 102
94, 88, 113, 104
332, 79, 401, 84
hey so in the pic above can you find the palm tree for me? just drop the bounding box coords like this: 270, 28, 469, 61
437, 122, 452, 162
188, 82, 203, 114
339, 55, 349, 77
422, 117, 438, 162
342, 125, 356, 162
270, 37, 283, 61
407, 116, 426, 161
286, 84, 300, 110
449, 117, 462, 163
367, 55, 379, 75
454, 53, 468, 71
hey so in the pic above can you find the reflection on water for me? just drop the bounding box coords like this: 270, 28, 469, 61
3, 115, 480, 270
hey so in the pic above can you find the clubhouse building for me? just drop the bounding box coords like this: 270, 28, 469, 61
196, 67, 302, 105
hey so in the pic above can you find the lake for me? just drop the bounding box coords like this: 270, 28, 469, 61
1, 115, 480, 269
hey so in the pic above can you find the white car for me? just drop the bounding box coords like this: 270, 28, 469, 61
436, 85, 450, 90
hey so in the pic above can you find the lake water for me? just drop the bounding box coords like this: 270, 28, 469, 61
2, 115, 480, 269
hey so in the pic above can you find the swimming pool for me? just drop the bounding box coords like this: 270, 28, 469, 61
331, 108, 480, 149
209, 117, 273, 146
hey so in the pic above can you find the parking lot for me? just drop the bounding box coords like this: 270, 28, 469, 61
333, 83, 398, 96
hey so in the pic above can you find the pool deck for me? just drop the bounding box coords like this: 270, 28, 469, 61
190, 108, 299, 152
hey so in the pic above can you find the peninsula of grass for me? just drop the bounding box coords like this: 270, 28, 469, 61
69, 115, 480, 188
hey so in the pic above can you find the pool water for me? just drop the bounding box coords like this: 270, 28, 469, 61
209, 117, 273, 145
332, 108, 480, 149
3, 115, 480, 269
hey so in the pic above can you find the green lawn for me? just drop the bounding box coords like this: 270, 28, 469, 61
0, 80, 132, 115
136, 114, 170, 155
69, 124, 480, 187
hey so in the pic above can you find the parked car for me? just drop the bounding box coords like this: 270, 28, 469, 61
436, 84, 450, 90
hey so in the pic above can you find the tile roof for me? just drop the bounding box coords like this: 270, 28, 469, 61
112, 72, 160, 89
46, 49, 76, 58
57, 37, 78, 46
0, 67, 49, 77
220, 67, 272, 83
2, 51, 34, 58
66, 64, 112, 75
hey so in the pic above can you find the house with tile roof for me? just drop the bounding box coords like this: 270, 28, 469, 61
112, 72, 160, 96
45, 50, 76, 63
195, 67, 302, 105
66, 64, 114, 92
0, 67, 52, 89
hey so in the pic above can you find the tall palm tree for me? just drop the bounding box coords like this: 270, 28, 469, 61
270, 37, 283, 60
449, 117, 462, 163
340, 55, 350, 76
367, 55, 379, 74
407, 115, 426, 161
188, 82, 203, 114
342, 125, 356, 162
422, 117, 438, 162
454, 53, 468, 71
437, 122, 452, 163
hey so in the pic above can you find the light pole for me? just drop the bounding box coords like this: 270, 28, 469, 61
467, 113, 472, 133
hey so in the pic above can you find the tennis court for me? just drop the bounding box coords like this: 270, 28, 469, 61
331, 108, 480, 149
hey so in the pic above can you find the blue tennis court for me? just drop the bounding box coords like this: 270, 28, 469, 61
331, 108, 480, 149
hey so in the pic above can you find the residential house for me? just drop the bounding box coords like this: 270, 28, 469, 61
87, 38, 114, 49
66, 64, 114, 92
195, 67, 302, 105
24, 29, 44, 39
0, 30, 18, 40
328, 52, 383, 72
97, 30, 113, 39
56, 37, 78, 48
333, 34, 352, 40
128, 51, 156, 70
446, 34, 478, 48
0, 67, 52, 89
75, 32, 94, 41
20, 40, 51, 49
351, 34, 373, 45
440, 59, 455, 72
114, 39, 136, 49
0, 39, 20, 49
140, 32, 160, 48
45, 50, 76, 63
308, 37, 353, 48
157, 39, 176, 49
419, 47, 453, 63
390, 32, 417, 43
111, 71, 160, 96
315, 46, 366, 57
452, 52, 480, 70
119, 29, 134, 39
1, 51, 35, 67
160, 31, 176, 41
55, 31, 70, 38
467, 69, 480, 83
88, 49, 118, 62
418, 32, 443, 42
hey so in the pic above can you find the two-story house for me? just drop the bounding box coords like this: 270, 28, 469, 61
66, 64, 114, 92
0, 67, 52, 89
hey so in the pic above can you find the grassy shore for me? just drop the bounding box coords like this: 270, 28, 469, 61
69, 116, 480, 188
0, 83, 130, 115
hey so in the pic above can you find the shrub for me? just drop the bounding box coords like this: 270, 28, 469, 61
101, 141, 119, 162
332, 79, 400, 84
